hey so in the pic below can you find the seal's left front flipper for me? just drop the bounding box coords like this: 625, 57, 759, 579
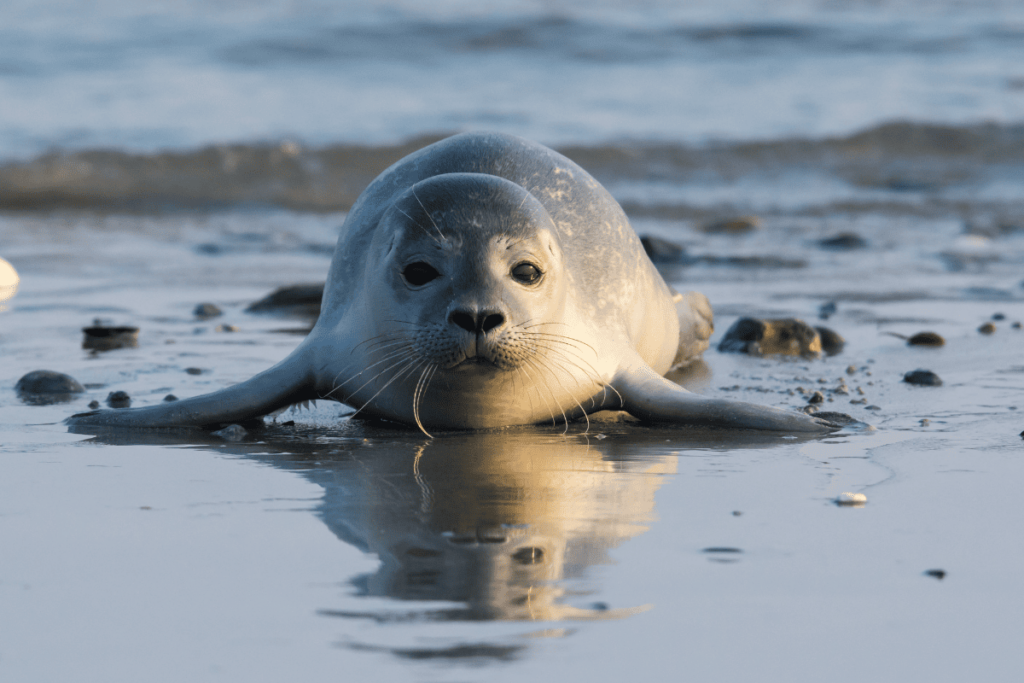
613, 360, 837, 433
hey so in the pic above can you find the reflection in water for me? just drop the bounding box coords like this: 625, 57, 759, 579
308, 432, 674, 624
72, 420, 796, 661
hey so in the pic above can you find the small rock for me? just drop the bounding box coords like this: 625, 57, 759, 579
801, 405, 819, 414
846, 365, 857, 375
978, 322, 996, 335
818, 301, 837, 320
193, 303, 222, 319
701, 216, 760, 234
718, 318, 822, 358
850, 398, 867, 404
834, 385, 849, 395
15, 370, 85, 395
924, 569, 946, 580
907, 331, 945, 347
185, 367, 203, 375
212, 424, 248, 441
920, 418, 931, 426
82, 325, 139, 351
106, 390, 131, 408
904, 369, 943, 386
163, 394, 178, 402
215, 324, 239, 333
865, 405, 881, 410
88, 400, 100, 409
819, 232, 868, 250
1013, 322, 1022, 329
808, 391, 825, 404
835, 492, 867, 506
992, 313, 1005, 321
815, 326, 845, 356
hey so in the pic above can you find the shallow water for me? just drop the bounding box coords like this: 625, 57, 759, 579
3, 0, 1024, 680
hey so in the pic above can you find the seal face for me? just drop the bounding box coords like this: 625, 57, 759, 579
67, 132, 838, 434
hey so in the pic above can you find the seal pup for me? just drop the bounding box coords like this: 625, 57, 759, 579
68, 132, 837, 433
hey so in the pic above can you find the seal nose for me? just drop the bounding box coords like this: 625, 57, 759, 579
449, 309, 505, 334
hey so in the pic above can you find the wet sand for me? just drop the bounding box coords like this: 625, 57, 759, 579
2, 171, 1023, 680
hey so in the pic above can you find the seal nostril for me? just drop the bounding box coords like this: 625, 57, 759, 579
480, 313, 504, 333
450, 311, 476, 333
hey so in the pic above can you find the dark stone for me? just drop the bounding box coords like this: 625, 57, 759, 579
700, 216, 760, 234
717, 317, 822, 358
978, 322, 996, 335
246, 283, 324, 319
106, 390, 131, 408
808, 391, 825, 404
818, 301, 837, 319
903, 369, 942, 386
819, 232, 868, 250
193, 303, 222, 319
185, 367, 203, 375
15, 370, 85, 405
924, 569, 946, 580
907, 331, 945, 347
993, 313, 1006, 321
163, 394, 178, 402
82, 325, 139, 351
640, 235, 687, 263
814, 326, 845, 356
88, 400, 100, 409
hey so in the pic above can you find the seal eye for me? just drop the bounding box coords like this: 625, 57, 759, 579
402, 261, 440, 287
511, 262, 542, 285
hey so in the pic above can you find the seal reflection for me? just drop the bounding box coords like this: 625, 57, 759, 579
314, 430, 674, 625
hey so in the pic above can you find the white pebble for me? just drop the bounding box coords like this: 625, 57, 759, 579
836, 492, 867, 506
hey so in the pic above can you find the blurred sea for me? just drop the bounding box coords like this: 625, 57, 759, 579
2, 0, 1023, 213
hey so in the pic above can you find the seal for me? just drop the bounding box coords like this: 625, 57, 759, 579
67, 132, 836, 434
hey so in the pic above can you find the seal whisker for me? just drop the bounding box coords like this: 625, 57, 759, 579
395, 207, 442, 246
326, 346, 418, 400
411, 188, 446, 243
412, 363, 437, 438
531, 354, 592, 435
516, 359, 558, 427
523, 356, 569, 430
346, 355, 426, 421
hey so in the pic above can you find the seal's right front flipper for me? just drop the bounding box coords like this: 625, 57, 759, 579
66, 357, 317, 431
614, 359, 836, 433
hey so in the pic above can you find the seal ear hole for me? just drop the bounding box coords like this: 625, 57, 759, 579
402, 261, 441, 286
511, 262, 542, 285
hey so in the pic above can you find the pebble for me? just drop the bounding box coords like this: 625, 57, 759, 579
924, 569, 946, 580
818, 301, 837, 319
808, 391, 825, 404
904, 369, 943, 386
185, 367, 203, 375
850, 398, 867, 404
15, 370, 85, 395
834, 385, 849, 395
106, 390, 131, 408
163, 394, 179, 402
819, 232, 868, 250
907, 331, 945, 347
815, 326, 845, 356
835, 492, 867, 506
1013, 322, 1022, 329
88, 400, 100, 409
193, 303, 222, 319
846, 365, 857, 375
866, 405, 881, 410
920, 418, 931, 426
82, 324, 139, 351
978, 322, 996, 335
215, 324, 239, 333
992, 313, 1005, 321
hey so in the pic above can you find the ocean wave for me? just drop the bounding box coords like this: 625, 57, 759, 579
2, 122, 1022, 212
